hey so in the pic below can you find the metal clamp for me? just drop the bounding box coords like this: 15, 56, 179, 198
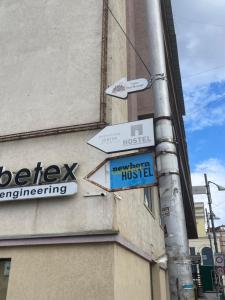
155, 150, 177, 158
155, 138, 175, 145
158, 171, 180, 178
147, 73, 167, 89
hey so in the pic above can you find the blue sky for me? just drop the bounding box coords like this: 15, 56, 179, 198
171, 0, 225, 225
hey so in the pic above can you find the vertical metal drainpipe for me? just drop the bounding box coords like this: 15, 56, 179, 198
145, 0, 194, 299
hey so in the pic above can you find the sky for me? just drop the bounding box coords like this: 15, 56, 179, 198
171, 0, 225, 226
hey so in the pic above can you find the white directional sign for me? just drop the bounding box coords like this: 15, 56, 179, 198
105, 77, 148, 99
87, 119, 155, 153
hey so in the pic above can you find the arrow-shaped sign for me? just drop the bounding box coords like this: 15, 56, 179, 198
105, 77, 149, 99
85, 152, 157, 192
87, 119, 155, 153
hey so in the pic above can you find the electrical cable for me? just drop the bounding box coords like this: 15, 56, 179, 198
106, 4, 152, 77
183, 64, 225, 79
175, 18, 225, 29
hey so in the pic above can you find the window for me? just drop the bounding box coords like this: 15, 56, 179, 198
144, 187, 154, 212
0, 259, 11, 300
190, 247, 195, 256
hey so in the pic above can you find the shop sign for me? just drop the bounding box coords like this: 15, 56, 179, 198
0, 162, 78, 202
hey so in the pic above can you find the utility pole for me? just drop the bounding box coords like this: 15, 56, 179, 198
205, 208, 213, 252
204, 174, 221, 297
145, 0, 194, 299
204, 174, 219, 253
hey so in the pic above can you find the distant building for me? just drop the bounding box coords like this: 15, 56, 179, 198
210, 225, 225, 255
190, 202, 220, 265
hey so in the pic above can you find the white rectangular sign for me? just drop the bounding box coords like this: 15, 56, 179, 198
192, 186, 207, 195
0, 182, 77, 202
88, 119, 155, 153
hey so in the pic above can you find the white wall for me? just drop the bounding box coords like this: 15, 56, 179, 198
0, 0, 103, 134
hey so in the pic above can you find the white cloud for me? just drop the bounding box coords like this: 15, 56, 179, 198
171, 0, 225, 89
191, 158, 225, 226
171, 1, 225, 229
184, 83, 225, 131
171, 0, 225, 131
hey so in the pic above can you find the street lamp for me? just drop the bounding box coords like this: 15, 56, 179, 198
208, 181, 225, 192
193, 176, 225, 296
204, 174, 225, 253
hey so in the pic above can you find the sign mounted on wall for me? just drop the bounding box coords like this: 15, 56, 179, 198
0, 162, 78, 202
85, 152, 157, 192
88, 119, 155, 153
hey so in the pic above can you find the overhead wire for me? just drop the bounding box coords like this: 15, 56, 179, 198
106, 5, 225, 84
174, 18, 225, 29
173, 17, 225, 79
183, 64, 225, 79
106, 4, 152, 78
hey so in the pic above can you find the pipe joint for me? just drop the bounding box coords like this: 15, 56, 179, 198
156, 141, 177, 153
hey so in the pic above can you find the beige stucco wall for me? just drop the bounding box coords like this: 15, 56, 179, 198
0, 0, 164, 261
0, 0, 104, 134
159, 268, 169, 300
0, 0, 128, 238
0, 131, 114, 237
0, 244, 114, 300
107, 0, 128, 125
0, 1, 169, 297
114, 186, 165, 258
114, 244, 151, 300
0, 132, 165, 260
0, 244, 170, 300
196, 217, 206, 238
151, 264, 170, 300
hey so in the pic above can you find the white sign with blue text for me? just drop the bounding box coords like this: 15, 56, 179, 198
85, 152, 157, 192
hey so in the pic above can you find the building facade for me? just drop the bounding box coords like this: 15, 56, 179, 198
0, 1, 196, 299
212, 225, 225, 255
189, 202, 220, 265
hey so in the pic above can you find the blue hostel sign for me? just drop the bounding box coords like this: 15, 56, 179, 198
110, 152, 156, 191
85, 152, 157, 192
